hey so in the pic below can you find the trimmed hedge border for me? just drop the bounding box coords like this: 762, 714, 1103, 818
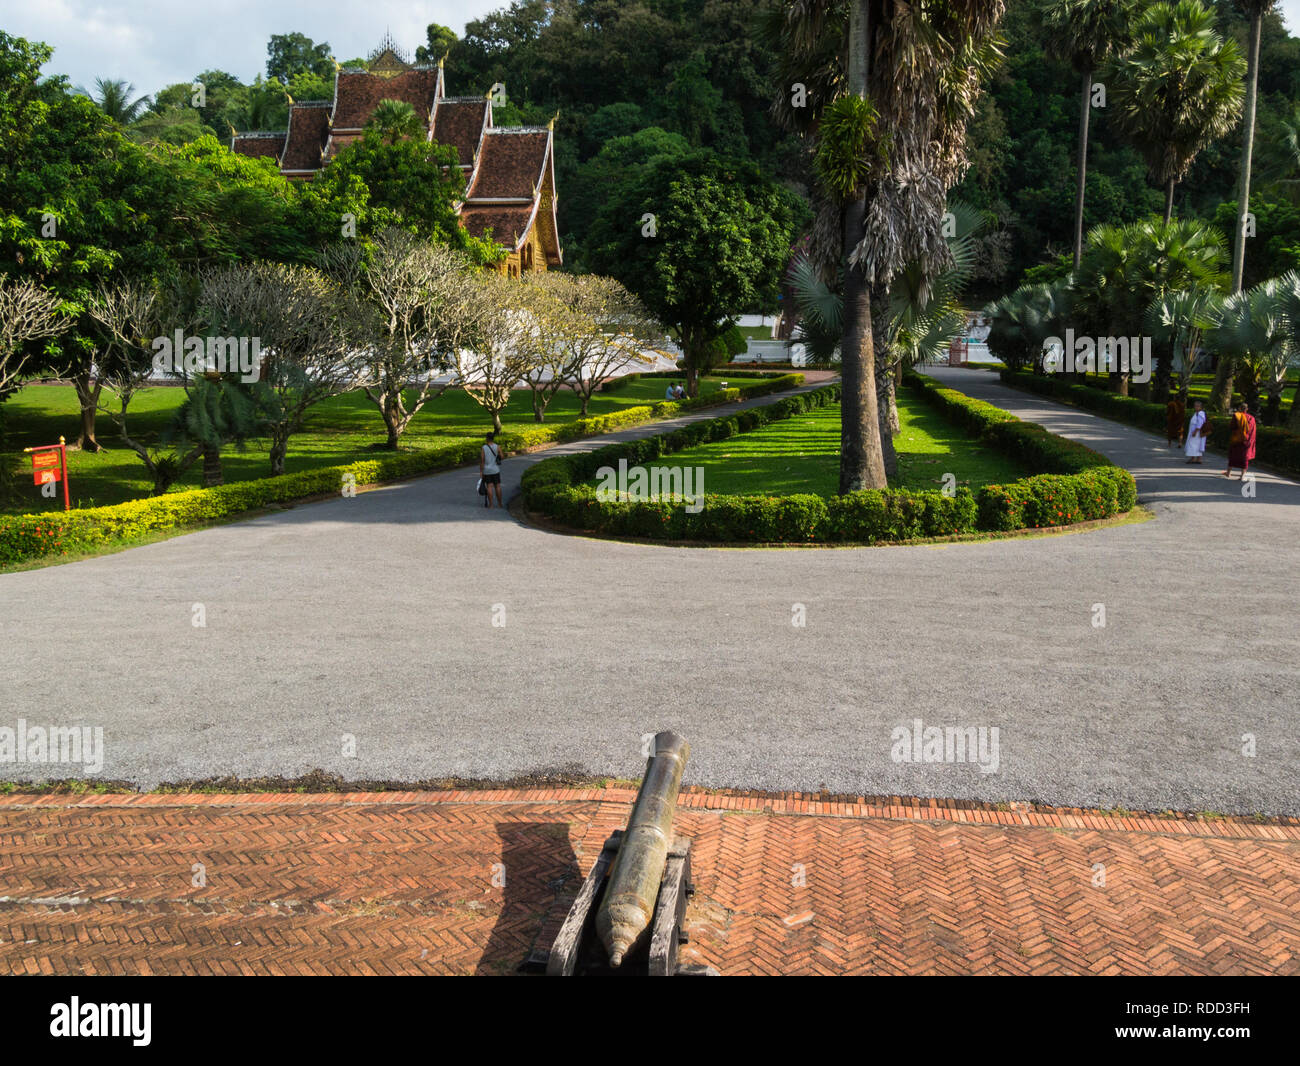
999, 369, 1300, 479
0, 373, 806, 567
520, 372, 1137, 544
600, 367, 791, 392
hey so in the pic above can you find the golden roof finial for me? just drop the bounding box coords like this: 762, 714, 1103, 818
227, 120, 238, 138
438, 52, 447, 69
547, 110, 559, 131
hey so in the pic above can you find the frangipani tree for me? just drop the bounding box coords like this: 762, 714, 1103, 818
0, 277, 70, 399
448, 272, 542, 433
521, 272, 661, 420
321, 230, 484, 449
201, 261, 367, 475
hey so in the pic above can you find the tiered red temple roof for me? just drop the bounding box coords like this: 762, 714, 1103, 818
230, 46, 561, 272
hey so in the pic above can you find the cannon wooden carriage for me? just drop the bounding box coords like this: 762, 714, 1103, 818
541, 731, 714, 976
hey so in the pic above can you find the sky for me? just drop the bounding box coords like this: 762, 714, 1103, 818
0, 1, 504, 93
0, 0, 1298, 97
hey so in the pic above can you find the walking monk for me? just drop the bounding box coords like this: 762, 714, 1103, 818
1184, 400, 1208, 465
1225, 403, 1257, 479
1165, 395, 1186, 447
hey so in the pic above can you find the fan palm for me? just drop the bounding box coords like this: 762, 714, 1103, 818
167, 375, 264, 488
79, 78, 151, 125
986, 281, 1072, 373
1145, 285, 1225, 400
1208, 280, 1293, 420
1074, 218, 1227, 393
1041, 0, 1140, 269
1272, 270, 1300, 429
368, 99, 424, 145
1105, 0, 1245, 223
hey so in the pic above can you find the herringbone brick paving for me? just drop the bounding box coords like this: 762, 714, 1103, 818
0, 791, 1296, 975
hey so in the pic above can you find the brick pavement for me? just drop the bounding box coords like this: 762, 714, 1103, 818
1, 790, 1296, 975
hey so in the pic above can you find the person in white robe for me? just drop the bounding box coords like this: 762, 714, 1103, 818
1185, 401, 1208, 463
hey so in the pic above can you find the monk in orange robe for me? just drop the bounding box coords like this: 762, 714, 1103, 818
1225, 403, 1257, 479
1165, 396, 1185, 447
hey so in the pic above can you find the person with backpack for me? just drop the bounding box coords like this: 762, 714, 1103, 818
479, 432, 504, 509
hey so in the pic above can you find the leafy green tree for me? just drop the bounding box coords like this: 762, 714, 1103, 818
287, 70, 334, 103
319, 128, 501, 259
567, 127, 691, 268
267, 32, 334, 85
1106, 0, 1246, 223
0, 34, 204, 449
586, 150, 801, 396
415, 24, 459, 65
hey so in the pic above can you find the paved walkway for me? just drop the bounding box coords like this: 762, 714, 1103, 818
0, 369, 1296, 815
1, 790, 1295, 975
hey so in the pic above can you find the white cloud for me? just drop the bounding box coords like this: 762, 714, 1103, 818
0, 0, 501, 94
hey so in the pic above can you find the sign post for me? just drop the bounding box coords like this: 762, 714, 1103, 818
25, 436, 69, 511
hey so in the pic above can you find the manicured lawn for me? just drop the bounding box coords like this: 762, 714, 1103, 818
1, 375, 726, 514
594, 397, 1033, 498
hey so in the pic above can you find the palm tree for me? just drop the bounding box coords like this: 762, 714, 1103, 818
770, 0, 1006, 491
987, 281, 1072, 373
168, 375, 263, 488
368, 99, 424, 145
787, 200, 988, 378
1106, 0, 1245, 223
78, 78, 151, 125
1273, 270, 1300, 429
1208, 280, 1292, 420
1041, 0, 1140, 270
1230, 0, 1277, 293
1074, 217, 1227, 394
1145, 284, 1225, 400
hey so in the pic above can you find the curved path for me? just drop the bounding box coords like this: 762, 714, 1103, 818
2, 368, 1296, 814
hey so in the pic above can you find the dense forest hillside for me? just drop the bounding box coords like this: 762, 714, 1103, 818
45, 0, 1300, 299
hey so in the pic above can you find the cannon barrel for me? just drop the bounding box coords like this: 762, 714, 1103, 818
596, 731, 690, 967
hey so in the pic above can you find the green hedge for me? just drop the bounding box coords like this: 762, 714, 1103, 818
601, 367, 791, 391
999, 368, 1300, 478
523, 373, 1137, 544
0, 373, 806, 566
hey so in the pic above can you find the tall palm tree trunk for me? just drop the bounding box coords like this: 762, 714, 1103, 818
1163, 178, 1176, 224
202, 441, 224, 488
1073, 68, 1093, 270
1219, 8, 1265, 412
839, 0, 887, 493
841, 199, 888, 493
1232, 11, 1263, 293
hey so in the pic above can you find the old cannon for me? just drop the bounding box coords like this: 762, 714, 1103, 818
545, 731, 711, 976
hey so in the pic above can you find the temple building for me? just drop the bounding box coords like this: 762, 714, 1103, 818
231, 40, 561, 276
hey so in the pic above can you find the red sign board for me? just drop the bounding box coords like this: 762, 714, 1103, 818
31, 449, 61, 484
